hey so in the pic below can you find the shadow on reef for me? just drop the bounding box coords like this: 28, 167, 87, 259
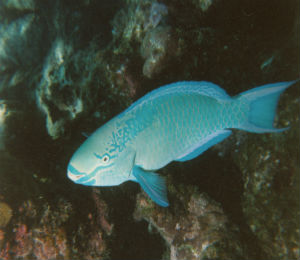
100, 182, 166, 260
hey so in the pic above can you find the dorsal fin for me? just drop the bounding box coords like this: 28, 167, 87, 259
82, 132, 90, 138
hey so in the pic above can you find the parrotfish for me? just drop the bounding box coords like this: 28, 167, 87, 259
67, 80, 295, 207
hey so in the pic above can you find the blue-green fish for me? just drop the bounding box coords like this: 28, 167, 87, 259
67, 81, 295, 207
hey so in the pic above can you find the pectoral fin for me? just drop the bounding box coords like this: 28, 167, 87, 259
132, 166, 169, 207
82, 132, 90, 138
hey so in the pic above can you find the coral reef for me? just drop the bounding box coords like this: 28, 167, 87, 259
230, 88, 300, 260
134, 188, 247, 260
0, 0, 35, 11
141, 25, 173, 78
145, 2, 168, 30
0, 12, 41, 92
111, 0, 177, 78
0, 201, 71, 260
0, 0, 133, 139
36, 39, 97, 138
112, 0, 169, 47
0, 198, 109, 260
0, 202, 12, 228
0, 102, 7, 150
191, 0, 214, 12
0, 151, 112, 259
91, 188, 113, 235
0, 0, 299, 259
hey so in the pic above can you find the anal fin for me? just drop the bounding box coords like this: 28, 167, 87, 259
176, 130, 232, 162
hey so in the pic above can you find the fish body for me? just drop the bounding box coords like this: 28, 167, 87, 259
67, 81, 295, 206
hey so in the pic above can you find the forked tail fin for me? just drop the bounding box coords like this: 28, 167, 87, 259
236, 81, 296, 133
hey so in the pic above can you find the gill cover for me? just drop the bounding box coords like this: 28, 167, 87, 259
67, 117, 136, 186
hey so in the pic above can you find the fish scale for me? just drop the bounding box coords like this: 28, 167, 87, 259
67, 80, 296, 207
135, 93, 230, 170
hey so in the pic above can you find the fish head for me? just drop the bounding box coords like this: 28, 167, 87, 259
67, 122, 135, 186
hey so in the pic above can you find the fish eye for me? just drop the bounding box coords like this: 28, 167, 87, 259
94, 153, 111, 165
102, 155, 109, 163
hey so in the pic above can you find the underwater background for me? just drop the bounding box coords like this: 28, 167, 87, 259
0, 0, 299, 259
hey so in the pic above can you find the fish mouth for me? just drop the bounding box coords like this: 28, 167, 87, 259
68, 172, 85, 181
67, 164, 85, 182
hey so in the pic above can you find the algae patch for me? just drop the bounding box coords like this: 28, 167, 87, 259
0, 202, 12, 228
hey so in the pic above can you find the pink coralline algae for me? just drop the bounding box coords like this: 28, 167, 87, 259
13, 224, 33, 258
0, 198, 108, 259
92, 188, 113, 235
7, 223, 68, 260
0, 241, 9, 260
1, 222, 81, 259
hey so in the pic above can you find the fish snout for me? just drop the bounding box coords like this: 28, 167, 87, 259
67, 164, 85, 183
